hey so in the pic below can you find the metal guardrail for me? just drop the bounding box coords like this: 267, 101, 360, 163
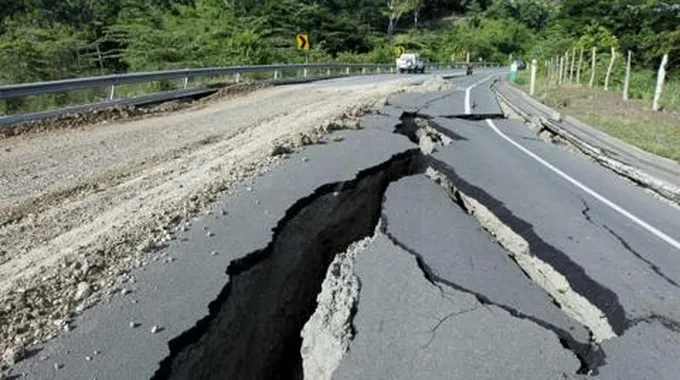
0, 61, 500, 128
0, 62, 499, 101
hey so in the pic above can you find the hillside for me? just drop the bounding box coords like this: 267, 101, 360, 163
0, 0, 678, 85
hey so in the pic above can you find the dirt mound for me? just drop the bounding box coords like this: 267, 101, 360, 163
0, 82, 271, 140
416, 76, 453, 92
201, 82, 271, 103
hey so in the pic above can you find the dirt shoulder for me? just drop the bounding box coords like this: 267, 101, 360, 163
0, 76, 428, 370
517, 81, 680, 162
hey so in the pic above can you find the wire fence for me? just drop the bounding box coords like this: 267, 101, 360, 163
528, 48, 677, 112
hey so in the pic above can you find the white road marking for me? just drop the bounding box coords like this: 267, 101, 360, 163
465, 75, 494, 115
486, 118, 680, 252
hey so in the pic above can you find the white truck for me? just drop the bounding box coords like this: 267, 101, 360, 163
396, 53, 425, 74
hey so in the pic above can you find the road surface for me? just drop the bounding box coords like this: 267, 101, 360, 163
3, 70, 679, 380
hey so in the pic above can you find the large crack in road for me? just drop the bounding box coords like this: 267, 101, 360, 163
424, 158, 627, 339
147, 105, 631, 379
386, 112, 616, 374
151, 149, 423, 380
6, 75, 680, 380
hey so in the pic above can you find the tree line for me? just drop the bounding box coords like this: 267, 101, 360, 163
0, 0, 677, 85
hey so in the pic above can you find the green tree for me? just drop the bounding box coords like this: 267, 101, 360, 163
486, 0, 558, 31
0, 23, 86, 83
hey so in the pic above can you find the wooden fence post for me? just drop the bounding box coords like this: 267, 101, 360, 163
623, 50, 632, 100
569, 48, 576, 84
558, 56, 564, 85
604, 46, 616, 91
576, 47, 584, 85
563, 51, 569, 84
589, 47, 597, 88
530, 59, 537, 96
652, 54, 669, 111
565, 52, 570, 84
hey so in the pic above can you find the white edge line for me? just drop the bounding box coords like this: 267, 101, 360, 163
486, 118, 680, 252
465, 75, 494, 115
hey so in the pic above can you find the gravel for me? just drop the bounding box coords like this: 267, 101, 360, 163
74, 282, 92, 301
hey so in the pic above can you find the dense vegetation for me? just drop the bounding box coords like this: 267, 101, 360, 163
0, 0, 677, 84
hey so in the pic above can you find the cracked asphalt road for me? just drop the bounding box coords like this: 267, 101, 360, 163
6, 71, 680, 380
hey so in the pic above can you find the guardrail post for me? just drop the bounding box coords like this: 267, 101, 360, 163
346, 67, 350, 75
327, 68, 331, 76
377, 67, 381, 73
303, 68, 308, 78
274, 70, 279, 80
235, 73, 241, 83
183, 77, 189, 89
390, 67, 394, 73
361, 67, 366, 74
107, 85, 115, 101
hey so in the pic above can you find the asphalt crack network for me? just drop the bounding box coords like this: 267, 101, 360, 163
379, 213, 604, 374
148, 91, 645, 379
580, 198, 595, 224
394, 91, 678, 376
421, 305, 480, 350
602, 225, 680, 289
426, 160, 626, 339
148, 106, 569, 380
388, 109, 612, 373
580, 197, 680, 289
628, 314, 680, 332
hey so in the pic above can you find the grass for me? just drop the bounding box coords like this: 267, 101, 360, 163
583, 114, 680, 161
512, 71, 680, 162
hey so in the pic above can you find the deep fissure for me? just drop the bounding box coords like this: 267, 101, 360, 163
148, 98, 623, 379
420, 161, 626, 374
390, 109, 610, 373
150, 149, 423, 380
394, 113, 457, 154
426, 158, 629, 336
443, 113, 506, 120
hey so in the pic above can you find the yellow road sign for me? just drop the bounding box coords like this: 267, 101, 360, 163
395, 45, 405, 57
296, 33, 310, 50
